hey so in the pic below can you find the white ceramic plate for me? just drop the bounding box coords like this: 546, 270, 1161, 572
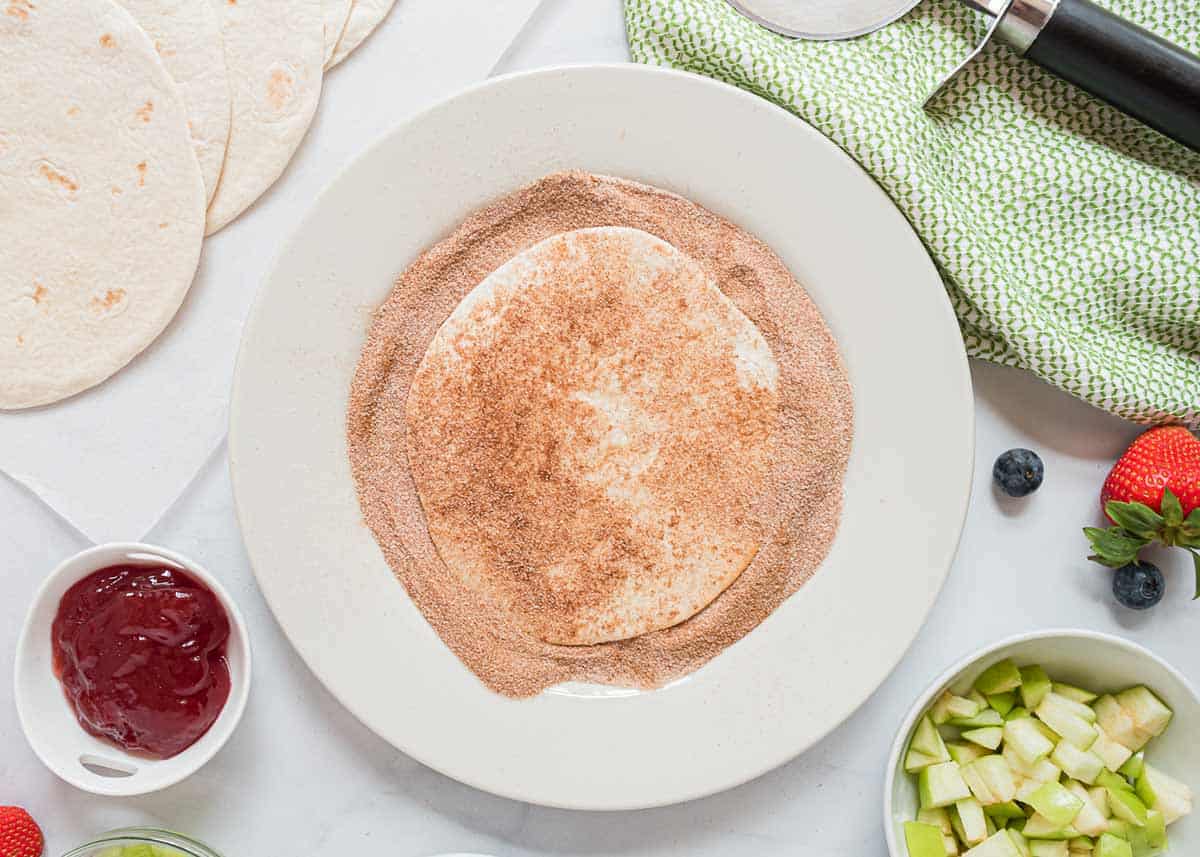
230, 65, 974, 810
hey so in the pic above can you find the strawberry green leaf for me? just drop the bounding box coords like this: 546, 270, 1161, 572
1104, 500, 1166, 540
1189, 550, 1200, 601
1181, 508, 1200, 541
1161, 488, 1184, 529
1084, 526, 1149, 568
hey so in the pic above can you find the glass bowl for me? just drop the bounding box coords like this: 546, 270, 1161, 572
63, 829, 224, 857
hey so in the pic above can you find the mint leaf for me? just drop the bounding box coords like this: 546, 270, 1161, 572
1161, 487, 1184, 529
1084, 526, 1148, 568
1104, 500, 1166, 540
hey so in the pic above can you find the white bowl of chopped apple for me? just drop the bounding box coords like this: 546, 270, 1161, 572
885, 630, 1198, 857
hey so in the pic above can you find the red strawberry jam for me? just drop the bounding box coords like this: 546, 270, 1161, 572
51, 564, 231, 759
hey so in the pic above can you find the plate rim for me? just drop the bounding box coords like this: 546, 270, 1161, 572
230, 62, 975, 810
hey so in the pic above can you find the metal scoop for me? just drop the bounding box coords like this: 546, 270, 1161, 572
726, 0, 1200, 151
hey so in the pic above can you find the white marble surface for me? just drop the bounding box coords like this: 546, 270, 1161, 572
3, 2, 1196, 855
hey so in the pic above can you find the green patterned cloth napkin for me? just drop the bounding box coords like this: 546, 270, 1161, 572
625, 0, 1200, 426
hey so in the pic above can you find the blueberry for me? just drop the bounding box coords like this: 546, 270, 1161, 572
993, 448, 1044, 497
1113, 562, 1165, 610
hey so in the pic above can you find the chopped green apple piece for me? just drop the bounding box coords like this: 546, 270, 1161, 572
986, 801, 1029, 822
1067, 837, 1095, 853
965, 727, 1005, 751
1114, 688, 1172, 742
909, 716, 954, 771
1020, 667, 1053, 710
947, 835, 963, 855
935, 691, 984, 725
1029, 782, 1086, 828
1023, 813, 1081, 840
1091, 730, 1134, 775
1105, 819, 1131, 839
957, 798, 991, 846
978, 660, 1024, 696
1143, 809, 1166, 849
1056, 693, 1100, 723
1030, 842, 1069, 857
1031, 718, 1064, 745
964, 830, 1023, 857
910, 751, 951, 773
1095, 833, 1133, 857
1037, 695, 1099, 750
952, 710, 1007, 729
920, 806, 955, 834
1002, 744, 1059, 782
1140, 763, 1193, 825
962, 756, 1019, 805
1117, 752, 1144, 782
1008, 707, 1031, 721
905, 820, 950, 857
1016, 776, 1043, 804
1106, 784, 1149, 827
1087, 786, 1111, 818
1005, 718, 1055, 765
923, 762, 973, 809
951, 742, 992, 765
1052, 742, 1105, 785
1065, 780, 1111, 837
1054, 684, 1099, 705
1097, 770, 1134, 793
989, 693, 1018, 716
1093, 696, 1143, 752
1007, 829, 1032, 857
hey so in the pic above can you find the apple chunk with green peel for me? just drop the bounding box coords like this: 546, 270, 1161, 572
1092, 696, 1142, 752
1139, 762, 1194, 825
961, 756, 1018, 805
921, 762, 972, 809
1064, 780, 1111, 837
954, 798, 989, 846
1089, 728, 1133, 774
1036, 695, 1098, 751
908, 715, 953, 772
1028, 782, 1085, 828
1030, 843, 1068, 857
1019, 666, 1052, 710
976, 659, 1024, 696
934, 691, 983, 725
1051, 741, 1104, 785
1004, 718, 1055, 765
904, 821, 949, 857
1115, 687, 1172, 745
964, 830, 1023, 857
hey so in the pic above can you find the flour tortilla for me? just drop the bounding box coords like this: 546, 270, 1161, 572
325, 0, 396, 69
116, 0, 231, 206
406, 227, 780, 645
205, 0, 323, 234
322, 0, 353, 66
0, 0, 206, 409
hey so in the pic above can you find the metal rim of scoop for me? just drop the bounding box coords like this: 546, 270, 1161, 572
724, 0, 924, 40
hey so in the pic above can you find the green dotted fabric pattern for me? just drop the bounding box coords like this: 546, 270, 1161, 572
625, 0, 1200, 426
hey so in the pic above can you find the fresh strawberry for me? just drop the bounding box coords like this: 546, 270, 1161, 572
0, 807, 43, 857
1086, 426, 1200, 601
1101, 426, 1200, 519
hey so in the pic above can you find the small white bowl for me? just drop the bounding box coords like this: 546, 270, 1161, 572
884, 630, 1199, 855
14, 542, 251, 796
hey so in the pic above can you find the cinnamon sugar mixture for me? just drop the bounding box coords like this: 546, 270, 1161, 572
347, 172, 853, 698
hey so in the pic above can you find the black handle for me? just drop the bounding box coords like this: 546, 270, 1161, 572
1024, 0, 1200, 152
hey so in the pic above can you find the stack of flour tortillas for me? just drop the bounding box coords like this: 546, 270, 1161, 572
0, 0, 397, 409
